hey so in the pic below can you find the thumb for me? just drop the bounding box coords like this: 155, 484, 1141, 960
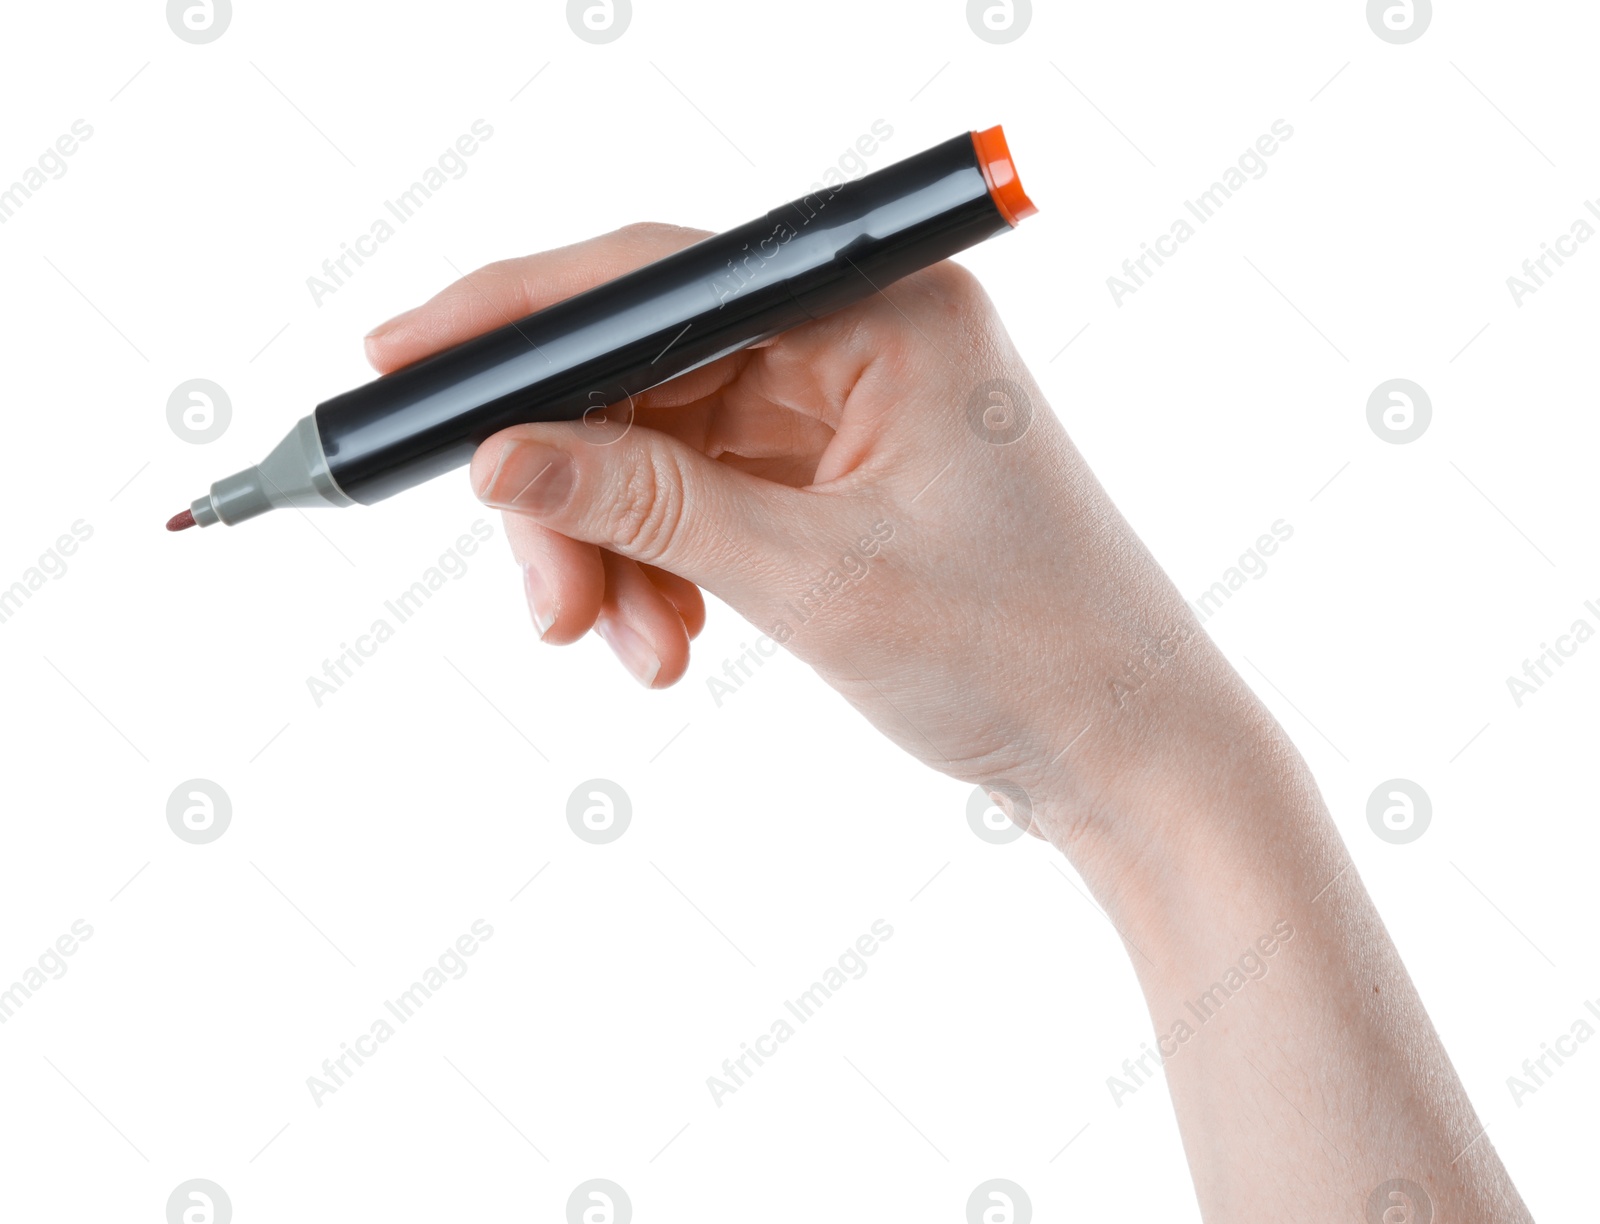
469, 418, 818, 604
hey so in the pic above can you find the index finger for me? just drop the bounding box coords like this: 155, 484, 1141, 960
362, 221, 713, 374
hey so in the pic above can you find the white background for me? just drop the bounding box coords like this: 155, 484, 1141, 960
0, 1, 1595, 1219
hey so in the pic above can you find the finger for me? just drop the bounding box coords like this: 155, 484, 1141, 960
364, 223, 712, 373
639, 563, 706, 639
501, 512, 605, 644
470, 418, 827, 609
594, 550, 693, 689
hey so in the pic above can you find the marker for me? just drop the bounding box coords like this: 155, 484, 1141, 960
169, 126, 1035, 532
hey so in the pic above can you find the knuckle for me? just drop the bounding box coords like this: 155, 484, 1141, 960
855, 261, 995, 363
922, 260, 990, 316
926, 258, 980, 295
619, 220, 695, 245
459, 258, 538, 311
475, 256, 527, 284
608, 450, 686, 563
617, 221, 715, 254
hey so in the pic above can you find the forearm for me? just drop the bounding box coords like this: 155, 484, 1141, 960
1050, 693, 1530, 1221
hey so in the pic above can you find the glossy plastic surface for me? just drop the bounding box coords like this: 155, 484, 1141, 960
971, 125, 1037, 226
317, 130, 1018, 504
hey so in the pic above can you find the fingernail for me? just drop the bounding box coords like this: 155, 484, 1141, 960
364, 307, 417, 340
596, 617, 660, 688
476, 440, 574, 514
522, 562, 556, 638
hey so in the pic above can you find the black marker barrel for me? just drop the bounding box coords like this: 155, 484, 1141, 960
176, 127, 1034, 531
315, 128, 1032, 504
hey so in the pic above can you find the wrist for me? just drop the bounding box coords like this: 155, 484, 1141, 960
1029, 668, 1334, 939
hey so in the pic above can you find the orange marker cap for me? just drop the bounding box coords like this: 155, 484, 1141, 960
971, 125, 1037, 227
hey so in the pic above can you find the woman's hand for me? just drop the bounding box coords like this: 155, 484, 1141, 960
365, 222, 1245, 847
366, 222, 1531, 1223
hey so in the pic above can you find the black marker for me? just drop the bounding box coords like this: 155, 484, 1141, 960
167, 126, 1035, 533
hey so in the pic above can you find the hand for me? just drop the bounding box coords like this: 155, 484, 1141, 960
364, 222, 1248, 846
366, 223, 1531, 1222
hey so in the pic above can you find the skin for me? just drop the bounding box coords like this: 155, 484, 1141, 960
365, 223, 1532, 1221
